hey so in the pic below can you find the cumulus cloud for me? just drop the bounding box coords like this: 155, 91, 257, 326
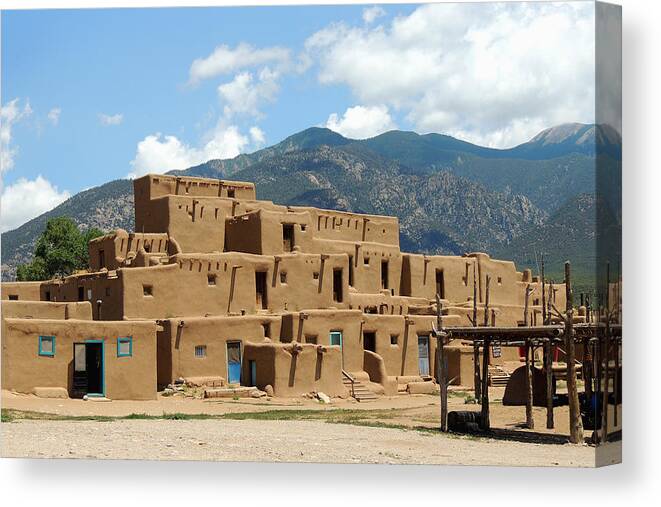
0, 175, 70, 232
128, 125, 250, 178
1, 98, 33, 174
217, 68, 280, 119
99, 113, 124, 126
307, 2, 596, 147
325, 105, 396, 139
362, 6, 386, 24
47, 107, 61, 126
188, 43, 290, 85
249, 126, 266, 146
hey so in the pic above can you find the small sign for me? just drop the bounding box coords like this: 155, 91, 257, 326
492, 345, 502, 358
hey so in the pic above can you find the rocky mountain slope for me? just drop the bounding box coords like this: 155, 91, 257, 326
1, 124, 621, 287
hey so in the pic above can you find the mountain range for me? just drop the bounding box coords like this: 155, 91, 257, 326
1, 122, 621, 291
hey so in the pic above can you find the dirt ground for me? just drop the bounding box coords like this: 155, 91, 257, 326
0, 388, 622, 467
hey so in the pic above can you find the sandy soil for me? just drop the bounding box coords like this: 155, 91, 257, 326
1, 418, 615, 467
0, 389, 621, 467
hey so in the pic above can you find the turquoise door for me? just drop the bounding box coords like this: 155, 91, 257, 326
227, 342, 242, 384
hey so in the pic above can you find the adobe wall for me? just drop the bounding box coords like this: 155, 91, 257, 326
1, 318, 157, 400
1, 281, 43, 301
1, 300, 92, 320
40, 272, 124, 321
88, 229, 169, 271
118, 251, 350, 320
243, 342, 345, 397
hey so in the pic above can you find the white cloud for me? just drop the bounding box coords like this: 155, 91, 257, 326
217, 67, 280, 119
188, 43, 290, 85
249, 126, 266, 146
1, 98, 33, 174
306, 2, 596, 148
128, 124, 250, 178
0, 175, 70, 232
325, 105, 396, 139
99, 113, 124, 126
47, 107, 61, 126
363, 6, 386, 25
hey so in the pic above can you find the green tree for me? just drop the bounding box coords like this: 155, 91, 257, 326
16, 217, 103, 281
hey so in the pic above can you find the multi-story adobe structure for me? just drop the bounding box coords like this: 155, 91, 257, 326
1, 174, 567, 401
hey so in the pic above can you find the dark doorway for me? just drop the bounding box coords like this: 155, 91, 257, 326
72, 342, 104, 398
255, 271, 267, 309
78, 286, 85, 301
348, 255, 354, 287
363, 331, 376, 352
381, 260, 389, 289
332, 268, 343, 303
435, 269, 445, 299
98, 249, 105, 268
283, 224, 294, 252
418, 335, 430, 376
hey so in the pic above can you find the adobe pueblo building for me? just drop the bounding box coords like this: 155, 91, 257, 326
1, 174, 567, 401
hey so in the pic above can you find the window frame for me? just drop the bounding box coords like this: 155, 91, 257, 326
38, 335, 56, 357
117, 336, 133, 357
194, 345, 207, 358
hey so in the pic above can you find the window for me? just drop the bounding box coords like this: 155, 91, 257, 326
39, 336, 55, 357
99, 249, 105, 268
105, 287, 111, 297
305, 334, 318, 344
117, 337, 133, 357
390, 334, 399, 346
195, 345, 207, 358
435, 269, 445, 299
280, 271, 288, 284
8, 294, 18, 300
208, 274, 217, 286
497, 277, 503, 285
143, 284, 153, 297
364, 256, 370, 265
283, 224, 294, 252
262, 323, 271, 338
313, 272, 319, 280
227, 188, 236, 198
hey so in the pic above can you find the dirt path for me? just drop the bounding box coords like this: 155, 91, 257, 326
1, 418, 610, 467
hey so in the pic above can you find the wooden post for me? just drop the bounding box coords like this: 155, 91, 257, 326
583, 336, 593, 403
523, 284, 533, 326
613, 340, 619, 427
564, 262, 584, 444
525, 339, 534, 429
545, 339, 554, 429
472, 263, 478, 327
480, 338, 491, 430
483, 275, 491, 327
436, 294, 448, 432
541, 255, 547, 325
601, 321, 611, 443
473, 343, 482, 401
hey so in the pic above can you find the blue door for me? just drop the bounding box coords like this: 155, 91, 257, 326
227, 342, 242, 384
418, 336, 430, 376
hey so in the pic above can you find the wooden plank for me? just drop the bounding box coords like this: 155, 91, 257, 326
564, 262, 584, 444
601, 322, 611, 444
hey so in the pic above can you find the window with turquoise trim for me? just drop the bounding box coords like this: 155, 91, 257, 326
38, 336, 55, 357
117, 336, 133, 357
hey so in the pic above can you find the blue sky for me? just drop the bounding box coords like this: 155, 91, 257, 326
1, 2, 596, 231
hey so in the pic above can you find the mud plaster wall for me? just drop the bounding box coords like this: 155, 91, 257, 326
2, 318, 157, 399
1, 281, 42, 301
89, 230, 169, 271
244, 342, 345, 397
1, 300, 92, 321
118, 252, 350, 320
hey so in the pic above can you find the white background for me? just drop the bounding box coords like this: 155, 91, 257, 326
1, 0, 659, 504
